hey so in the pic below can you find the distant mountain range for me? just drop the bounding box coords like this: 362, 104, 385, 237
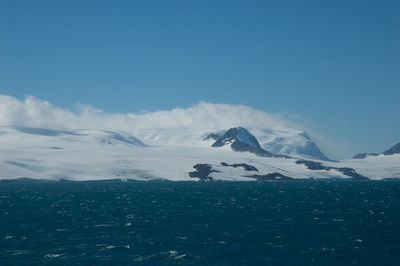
353, 143, 400, 159
0, 125, 399, 182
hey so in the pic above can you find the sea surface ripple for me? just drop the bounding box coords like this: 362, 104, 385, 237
1, 180, 400, 265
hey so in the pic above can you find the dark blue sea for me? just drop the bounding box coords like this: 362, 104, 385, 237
1, 180, 400, 265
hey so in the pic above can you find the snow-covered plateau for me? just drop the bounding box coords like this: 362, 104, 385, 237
0, 126, 399, 181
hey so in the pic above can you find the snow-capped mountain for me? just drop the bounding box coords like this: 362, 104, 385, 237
210, 127, 280, 157
1, 95, 397, 182
0, 95, 331, 161
0, 125, 399, 182
212, 127, 261, 150
353, 142, 400, 159
250, 128, 331, 161
204, 127, 330, 161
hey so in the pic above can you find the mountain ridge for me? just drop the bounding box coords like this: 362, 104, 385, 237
0, 125, 399, 181
211, 127, 283, 158
353, 142, 400, 159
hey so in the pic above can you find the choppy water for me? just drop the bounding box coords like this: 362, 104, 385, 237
1, 180, 400, 265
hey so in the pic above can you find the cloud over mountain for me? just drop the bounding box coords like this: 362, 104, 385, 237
0, 94, 296, 132
1, 94, 345, 159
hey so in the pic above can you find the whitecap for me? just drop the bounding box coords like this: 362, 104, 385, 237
11, 250, 29, 256
133, 254, 156, 261
44, 254, 63, 259
126, 214, 135, 219
94, 224, 112, 227
175, 254, 187, 260
168, 250, 178, 256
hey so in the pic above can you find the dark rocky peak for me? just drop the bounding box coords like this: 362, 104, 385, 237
211, 127, 286, 158
353, 153, 379, 159
382, 143, 400, 155
354, 142, 400, 158
203, 133, 222, 141
212, 127, 261, 149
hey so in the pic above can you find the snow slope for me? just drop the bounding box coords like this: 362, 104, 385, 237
342, 154, 400, 180
0, 126, 398, 181
250, 128, 331, 161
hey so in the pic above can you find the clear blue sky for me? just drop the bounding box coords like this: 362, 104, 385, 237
1, 0, 399, 157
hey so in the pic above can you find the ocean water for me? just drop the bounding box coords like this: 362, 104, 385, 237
1, 180, 399, 265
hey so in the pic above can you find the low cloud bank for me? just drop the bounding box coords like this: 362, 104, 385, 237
1, 94, 351, 159
0, 94, 296, 132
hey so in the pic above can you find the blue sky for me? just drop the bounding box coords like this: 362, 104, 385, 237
1, 0, 399, 157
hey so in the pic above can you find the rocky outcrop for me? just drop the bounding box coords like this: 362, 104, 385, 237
220, 162, 259, 171
246, 173, 294, 181
295, 159, 368, 180
188, 164, 219, 181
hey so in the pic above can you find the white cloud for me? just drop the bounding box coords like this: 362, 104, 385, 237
1, 94, 353, 159
0, 94, 296, 132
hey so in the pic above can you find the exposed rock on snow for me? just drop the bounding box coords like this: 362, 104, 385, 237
188, 164, 219, 181
0, 126, 398, 181
246, 172, 294, 181
211, 127, 285, 158
220, 162, 259, 172
382, 143, 400, 155
353, 153, 379, 159
295, 159, 368, 180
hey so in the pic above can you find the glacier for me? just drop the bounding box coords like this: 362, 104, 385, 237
0, 125, 399, 181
